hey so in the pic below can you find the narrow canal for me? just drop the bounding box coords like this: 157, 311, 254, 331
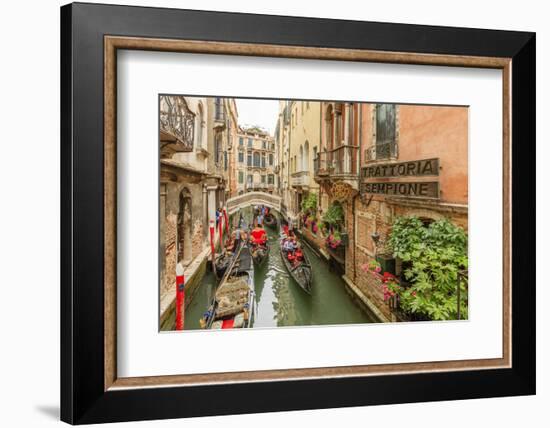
181, 207, 373, 330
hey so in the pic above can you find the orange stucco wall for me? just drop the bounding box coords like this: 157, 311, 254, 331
360, 104, 468, 205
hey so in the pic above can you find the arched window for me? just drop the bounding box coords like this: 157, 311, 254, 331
214, 133, 222, 165
304, 140, 310, 171
325, 105, 333, 151
375, 104, 397, 159
334, 103, 343, 148
299, 145, 304, 172
196, 103, 204, 149
253, 152, 260, 167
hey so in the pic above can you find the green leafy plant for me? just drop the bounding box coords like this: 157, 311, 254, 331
387, 216, 468, 320
321, 202, 344, 229
300, 192, 318, 214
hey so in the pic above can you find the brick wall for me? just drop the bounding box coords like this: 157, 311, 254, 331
191, 220, 204, 258
347, 194, 468, 321
163, 212, 178, 297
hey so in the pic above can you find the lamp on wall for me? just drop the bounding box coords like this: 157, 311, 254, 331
371, 232, 380, 258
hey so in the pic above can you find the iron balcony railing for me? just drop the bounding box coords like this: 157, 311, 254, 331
364, 140, 398, 161
314, 145, 359, 177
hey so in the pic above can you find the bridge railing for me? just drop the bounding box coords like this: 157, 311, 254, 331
227, 191, 282, 214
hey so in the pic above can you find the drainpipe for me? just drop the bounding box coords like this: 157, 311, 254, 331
353, 104, 362, 283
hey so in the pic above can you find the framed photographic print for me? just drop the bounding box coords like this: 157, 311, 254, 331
61, 2, 536, 424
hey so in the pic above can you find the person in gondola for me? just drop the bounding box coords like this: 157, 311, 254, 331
282, 237, 297, 262
250, 223, 267, 248
215, 208, 222, 228
282, 223, 289, 237
294, 243, 304, 265
256, 210, 264, 227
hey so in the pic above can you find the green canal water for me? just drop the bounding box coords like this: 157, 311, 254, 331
179, 207, 374, 330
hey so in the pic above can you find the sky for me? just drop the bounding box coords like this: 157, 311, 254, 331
235, 98, 279, 135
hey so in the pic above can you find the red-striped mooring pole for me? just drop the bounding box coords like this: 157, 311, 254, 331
209, 219, 217, 276
223, 208, 230, 237
175, 262, 185, 331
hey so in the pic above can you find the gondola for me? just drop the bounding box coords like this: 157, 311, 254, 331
263, 213, 277, 229
201, 243, 256, 329
214, 250, 233, 278
280, 238, 312, 294
250, 240, 270, 266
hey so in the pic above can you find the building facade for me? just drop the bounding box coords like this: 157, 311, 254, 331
314, 102, 468, 321
159, 95, 237, 327
235, 127, 276, 195
286, 100, 321, 222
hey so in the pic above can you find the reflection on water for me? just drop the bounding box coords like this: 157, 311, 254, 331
181, 206, 373, 330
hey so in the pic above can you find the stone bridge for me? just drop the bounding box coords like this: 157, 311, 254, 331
226, 191, 282, 215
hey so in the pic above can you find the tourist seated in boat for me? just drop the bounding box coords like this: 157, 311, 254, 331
250, 223, 267, 247
294, 243, 304, 263
282, 237, 297, 253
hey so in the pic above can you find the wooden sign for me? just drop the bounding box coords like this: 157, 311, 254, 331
362, 158, 439, 179
361, 181, 440, 198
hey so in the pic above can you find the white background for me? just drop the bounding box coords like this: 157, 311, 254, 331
0, 0, 546, 427
118, 51, 502, 377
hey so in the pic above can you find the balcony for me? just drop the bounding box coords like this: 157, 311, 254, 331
314, 145, 359, 178
246, 182, 268, 191
364, 141, 398, 162
290, 171, 310, 187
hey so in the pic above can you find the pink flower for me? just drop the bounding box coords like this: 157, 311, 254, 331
374, 266, 382, 273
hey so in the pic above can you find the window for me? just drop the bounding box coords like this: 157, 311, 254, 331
239, 137, 244, 146
247, 174, 252, 183
214, 97, 224, 121
214, 133, 222, 165
247, 154, 252, 166
261, 154, 266, 168
253, 152, 260, 167
262, 140, 266, 149
196, 103, 204, 149
238, 152, 244, 163
261, 175, 266, 183
375, 104, 397, 159
224, 151, 228, 171
334, 103, 343, 147
325, 105, 334, 150
248, 138, 253, 148
269, 154, 274, 166
268, 174, 274, 184
238, 171, 244, 183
